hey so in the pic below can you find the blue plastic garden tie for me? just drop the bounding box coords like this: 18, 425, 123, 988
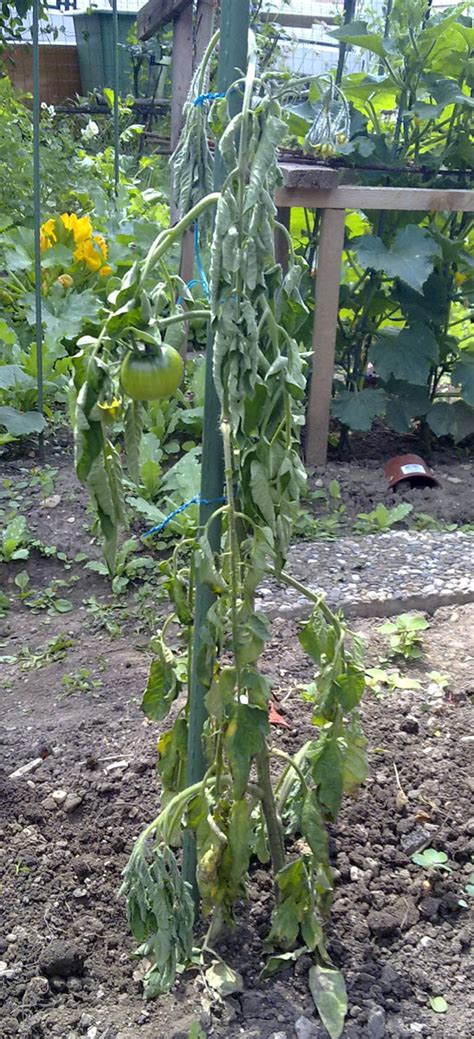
194, 221, 210, 300
193, 91, 226, 107
143, 495, 227, 538
176, 223, 210, 305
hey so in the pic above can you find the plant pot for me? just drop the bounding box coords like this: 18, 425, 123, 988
384, 454, 440, 491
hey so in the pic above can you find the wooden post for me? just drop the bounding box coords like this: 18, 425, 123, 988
305, 207, 346, 467
177, 1, 217, 357
275, 206, 290, 274
170, 4, 194, 152
195, 0, 217, 66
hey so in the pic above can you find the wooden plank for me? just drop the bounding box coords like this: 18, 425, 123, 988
258, 12, 337, 28
275, 185, 474, 212
195, 0, 217, 65
138, 0, 191, 40
170, 3, 194, 152
305, 208, 346, 467
279, 162, 340, 190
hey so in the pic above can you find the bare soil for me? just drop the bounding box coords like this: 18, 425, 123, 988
0, 442, 473, 1039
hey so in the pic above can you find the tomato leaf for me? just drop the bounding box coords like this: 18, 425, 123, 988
309, 964, 348, 1039
225, 703, 268, 798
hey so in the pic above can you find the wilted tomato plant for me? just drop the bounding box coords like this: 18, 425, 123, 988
72, 40, 369, 1039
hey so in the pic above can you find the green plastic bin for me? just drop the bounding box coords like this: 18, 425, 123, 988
73, 11, 138, 97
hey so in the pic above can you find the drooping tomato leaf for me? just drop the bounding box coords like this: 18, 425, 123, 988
309, 964, 348, 1039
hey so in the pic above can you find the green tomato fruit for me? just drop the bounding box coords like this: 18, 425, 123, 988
120, 345, 184, 401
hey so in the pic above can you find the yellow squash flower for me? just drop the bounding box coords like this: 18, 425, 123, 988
454, 272, 467, 285
60, 212, 93, 245
74, 238, 105, 271
40, 217, 57, 254
56, 273, 74, 289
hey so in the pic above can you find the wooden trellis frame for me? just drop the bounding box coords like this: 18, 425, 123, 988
138, 0, 216, 150
276, 165, 474, 467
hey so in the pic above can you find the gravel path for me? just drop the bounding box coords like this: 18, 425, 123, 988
258, 531, 474, 620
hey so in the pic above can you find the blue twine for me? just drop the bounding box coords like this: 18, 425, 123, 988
176, 222, 210, 306
193, 91, 226, 107
194, 221, 210, 300
143, 495, 227, 538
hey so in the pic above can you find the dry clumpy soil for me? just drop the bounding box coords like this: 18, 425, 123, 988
0, 443, 473, 1039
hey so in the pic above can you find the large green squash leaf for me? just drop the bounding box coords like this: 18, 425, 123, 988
384, 381, 431, 433
0, 406, 46, 435
371, 324, 439, 386
352, 225, 441, 292
452, 357, 474, 407
332, 388, 386, 431
329, 21, 393, 59
427, 400, 474, 443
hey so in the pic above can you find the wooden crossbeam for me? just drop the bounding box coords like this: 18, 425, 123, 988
275, 184, 474, 212
258, 12, 337, 29
138, 0, 192, 40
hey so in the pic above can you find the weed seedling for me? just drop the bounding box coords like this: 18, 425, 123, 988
60, 667, 103, 697
365, 666, 421, 697
17, 633, 74, 670
411, 848, 452, 873
1, 514, 29, 561
378, 612, 429, 660
354, 502, 413, 534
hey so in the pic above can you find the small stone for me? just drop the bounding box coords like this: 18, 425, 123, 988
272, 1033, 288, 1039
400, 715, 419, 735
49, 976, 67, 992
350, 866, 364, 882
367, 910, 399, 938
39, 939, 85, 979
41, 795, 58, 811
419, 896, 440, 920
86, 1028, 98, 1039
63, 794, 83, 814
400, 827, 432, 856
68, 976, 83, 992
368, 1007, 386, 1039
294, 1017, 319, 1039
464, 817, 474, 836
51, 789, 68, 805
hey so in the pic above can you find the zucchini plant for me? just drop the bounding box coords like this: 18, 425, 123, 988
286, 1, 474, 444
102, 38, 368, 1036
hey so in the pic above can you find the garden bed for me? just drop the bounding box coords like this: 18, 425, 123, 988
1, 443, 473, 1039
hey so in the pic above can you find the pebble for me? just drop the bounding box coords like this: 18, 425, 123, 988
368, 1007, 386, 1038
294, 1017, 319, 1039
400, 715, 419, 734
38, 939, 85, 979
64, 794, 83, 813
51, 789, 68, 805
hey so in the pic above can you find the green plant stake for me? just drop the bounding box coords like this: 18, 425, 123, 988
32, 0, 44, 461
183, 0, 251, 898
